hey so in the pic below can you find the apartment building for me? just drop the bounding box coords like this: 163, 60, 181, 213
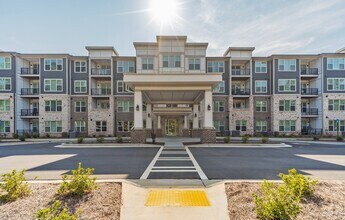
0, 36, 344, 143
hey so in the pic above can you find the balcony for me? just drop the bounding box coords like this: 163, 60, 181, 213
91, 68, 111, 75
231, 88, 250, 96
91, 88, 111, 95
301, 68, 318, 76
301, 88, 318, 96
301, 108, 318, 117
231, 69, 250, 76
21, 88, 39, 96
21, 68, 39, 76
21, 109, 39, 117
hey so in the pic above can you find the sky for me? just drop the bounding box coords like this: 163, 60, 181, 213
0, 0, 345, 56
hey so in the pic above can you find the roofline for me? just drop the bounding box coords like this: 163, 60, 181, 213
336, 47, 345, 53
186, 42, 208, 47
223, 47, 255, 56
85, 46, 119, 56
133, 42, 158, 47
156, 35, 187, 41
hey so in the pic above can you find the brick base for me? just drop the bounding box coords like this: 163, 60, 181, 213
200, 128, 216, 143
191, 129, 201, 138
131, 129, 146, 143
155, 129, 163, 137
182, 129, 190, 137
145, 129, 153, 138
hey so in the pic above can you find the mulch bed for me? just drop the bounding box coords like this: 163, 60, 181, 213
0, 182, 122, 220
226, 181, 345, 220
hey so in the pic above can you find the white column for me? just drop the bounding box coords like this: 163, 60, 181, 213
134, 90, 143, 129
146, 104, 152, 129
157, 115, 161, 129
184, 115, 188, 129
203, 90, 213, 128
193, 104, 199, 129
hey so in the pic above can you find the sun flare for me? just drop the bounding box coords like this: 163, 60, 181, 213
149, 0, 181, 26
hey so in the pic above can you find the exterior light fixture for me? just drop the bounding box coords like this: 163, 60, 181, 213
194, 113, 197, 118
136, 105, 140, 111
148, 113, 151, 118
207, 104, 211, 111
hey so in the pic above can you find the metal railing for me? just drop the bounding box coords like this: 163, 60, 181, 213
301, 108, 318, 115
301, 88, 318, 95
21, 68, 39, 75
91, 68, 111, 75
21, 88, 39, 95
231, 69, 250, 75
91, 88, 111, 95
16, 129, 39, 136
231, 88, 250, 95
21, 109, 39, 116
301, 68, 318, 75
301, 128, 322, 135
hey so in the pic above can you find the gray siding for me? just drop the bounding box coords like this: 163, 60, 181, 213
70, 60, 89, 95
40, 58, 68, 94
70, 96, 88, 134
274, 59, 300, 94
252, 60, 271, 95
253, 97, 271, 132
113, 58, 136, 95
0, 55, 16, 93
323, 57, 345, 93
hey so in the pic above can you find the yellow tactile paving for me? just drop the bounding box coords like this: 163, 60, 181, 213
145, 190, 211, 207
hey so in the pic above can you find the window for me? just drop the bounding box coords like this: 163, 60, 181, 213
188, 58, 201, 70
236, 120, 247, 131
117, 61, 135, 73
279, 120, 296, 132
255, 80, 267, 93
44, 59, 63, 71
233, 100, 247, 109
278, 59, 296, 71
45, 100, 62, 112
142, 57, 154, 70
207, 61, 224, 72
256, 101, 267, 112
75, 101, 86, 112
0, 77, 11, 91
117, 81, 133, 93
278, 79, 296, 92
45, 121, 62, 133
213, 101, 225, 112
0, 57, 11, 69
96, 121, 107, 132
327, 58, 345, 70
329, 120, 345, 132
75, 61, 87, 73
214, 120, 225, 132
328, 99, 345, 111
327, 78, 345, 91
0, 121, 10, 133
279, 100, 296, 111
163, 55, 181, 68
255, 61, 267, 73
74, 121, 86, 132
0, 100, 10, 112
212, 81, 225, 93
117, 101, 134, 112
44, 79, 63, 92
74, 80, 87, 93
96, 100, 110, 109
117, 121, 134, 132
256, 120, 267, 132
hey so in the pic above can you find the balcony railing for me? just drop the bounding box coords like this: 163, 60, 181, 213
91, 68, 111, 75
21, 88, 39, 95
16, 129, 39, 136
301, 68, 318, 75
21, 68, 39, 75
231, 88, 250, 95
301, 108, 318, 116
301, 128, 322, 135
231, 69, 250, 76
301, 88, 318, 95
91, 88, 111, 95
21, 109, 39, 117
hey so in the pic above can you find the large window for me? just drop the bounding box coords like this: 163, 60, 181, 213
213, 101, 225, 112
117, 61, 135, 73
327, 58, 345, 70
142, 57, 154, 70
233, 100, 247, 109
279, 120, 296, 132
117, 80, 133, 93
329, 120, 345, 132
74, 80, 87, 93
74, 61, 87, 73
236, 120, 247, 131
214, 120, 225, 132
256, 120, 267, 132
0, 121, 10, 133
96, 121, 107, 132
74, 121, 86, 132
328, 99, 345, 111
188, 58, 201, 70
117, 121, 134, 132
45, 100, 62, 112
0, 57, 11, 69
96, 100, 110, 109
163, 55, 181, 68
207, 61, 224, 73
75, 101, 86, 112
279, 100, 296, 111
278, 59, 296, 71
255, 80, 267, 93
0, 100, 10, 112
256, 101, 267, 112
45, 121, 62, 133
278, 79, 296, 92
255, 61, 267, 73
44, 79, 63, 92
117, 101, 134, 112
212, 81, 225, 93
0, 77, 11, 91
327, 78, 345, 91
44, 59, 63, 71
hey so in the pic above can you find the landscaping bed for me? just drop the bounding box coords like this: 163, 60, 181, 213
226, 181, 345, 220
0, 182, 122, 220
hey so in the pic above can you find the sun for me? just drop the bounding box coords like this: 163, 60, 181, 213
149, 0, 181, 26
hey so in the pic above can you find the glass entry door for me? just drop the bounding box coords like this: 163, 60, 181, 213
165, 119, 178, 136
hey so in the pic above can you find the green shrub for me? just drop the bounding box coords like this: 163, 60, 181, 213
242, 135, 249, 143
313, 136, 320, 141
77, 136, 84, 144
261, 137, 268, 143
224, 136, 230, 143
0, 169, 31, 202
116, 136, 123, 143
279, 169, 318, 199
61, 132, 69, 138
32, 133, 39, 138
96, 136, 104, 143
12, 133, 19, 139
45, 133, 51, 138
19, 135, 26, 142
336, 136, 344, 142
36, 200, 79, 220
57, 163, 97, 197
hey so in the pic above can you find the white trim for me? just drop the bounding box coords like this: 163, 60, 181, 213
44, 58, 63, 71
44, 78, 63, 92
0, 56, 12, 70
255, 80, 268, 93
73, 80, 87, 93
74, 60, 87, 73
254, 61, 267, 73
0, 77, 12, 91
278, 79, 297, 92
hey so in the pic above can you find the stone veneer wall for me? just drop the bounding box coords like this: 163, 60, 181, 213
322, 93, 345, 136
200, 128, 216, 143
114, 96, 134, 137
0, 93, 15, 135
39, 94, 71, 137
271, 94, 301, 134
87, 96, 114, 136
229, 96, 254, 135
